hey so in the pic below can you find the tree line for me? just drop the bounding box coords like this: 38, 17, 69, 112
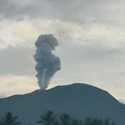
0, 111, 115, 125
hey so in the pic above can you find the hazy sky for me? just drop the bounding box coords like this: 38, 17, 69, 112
0, 0, 125, 101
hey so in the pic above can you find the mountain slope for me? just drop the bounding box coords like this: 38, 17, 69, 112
0, 83, 124, 125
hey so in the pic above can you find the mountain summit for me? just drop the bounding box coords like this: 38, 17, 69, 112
0, 83, 124, 125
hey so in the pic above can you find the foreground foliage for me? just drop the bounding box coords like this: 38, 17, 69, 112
0, 112, 21, 125
0, 111, 115, 125
38, 111, 115, 125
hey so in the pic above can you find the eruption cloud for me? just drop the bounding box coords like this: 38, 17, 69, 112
34, 34, 61, 89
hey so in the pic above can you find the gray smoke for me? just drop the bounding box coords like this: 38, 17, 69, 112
34, 34, 61, 89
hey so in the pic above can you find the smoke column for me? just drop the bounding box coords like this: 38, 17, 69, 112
34, 34, 61, 89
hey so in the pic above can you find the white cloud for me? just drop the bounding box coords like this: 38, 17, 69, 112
0, 19, 125, 49
0, 75, 39, 98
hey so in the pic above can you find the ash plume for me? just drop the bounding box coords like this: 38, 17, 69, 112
34, 34, 61, 89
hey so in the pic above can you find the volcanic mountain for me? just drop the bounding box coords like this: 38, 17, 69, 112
0, 83, 124, 125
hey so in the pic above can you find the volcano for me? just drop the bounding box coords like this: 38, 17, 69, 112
0, 83, 124, 125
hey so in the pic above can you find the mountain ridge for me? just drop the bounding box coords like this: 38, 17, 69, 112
0, 83, 124, 125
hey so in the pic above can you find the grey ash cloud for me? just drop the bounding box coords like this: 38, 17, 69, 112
34, 34, 61, 89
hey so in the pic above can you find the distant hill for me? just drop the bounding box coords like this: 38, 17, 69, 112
0, 83, 124, 125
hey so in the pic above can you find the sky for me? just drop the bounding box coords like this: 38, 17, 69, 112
0, 0, 125, 101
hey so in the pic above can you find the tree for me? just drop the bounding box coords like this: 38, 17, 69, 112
0, 112, 21, 125
103, 119, 115, 125
59, 113, 72, 125
83, 118, 115, 125
71, 119, 83, 125
92, 118, 103, 125
38, 111, 56, 125
83, 118, 93, 125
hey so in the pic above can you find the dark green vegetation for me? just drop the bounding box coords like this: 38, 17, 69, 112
0, 112, 21, 125
0, 111, 115, 125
